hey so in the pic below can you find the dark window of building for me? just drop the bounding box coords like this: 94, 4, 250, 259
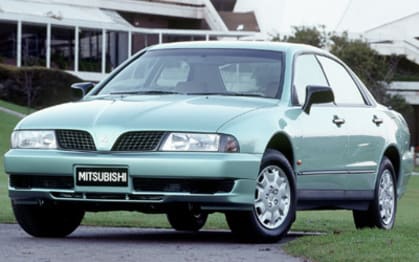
106, 31, 129, 72
163, 34, 206, 43
51, 26, 74, 70
131, 33, 159, 55
0, 21, 17, 66
79, 28, 102, 72
22, 23, 46, 66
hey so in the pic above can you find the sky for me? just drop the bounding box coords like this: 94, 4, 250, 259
235, 0, 419, 36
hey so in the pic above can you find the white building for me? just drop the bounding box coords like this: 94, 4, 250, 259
0, 0, 260, 81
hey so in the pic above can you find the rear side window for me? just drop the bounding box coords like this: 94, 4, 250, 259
317, 56, 365, 105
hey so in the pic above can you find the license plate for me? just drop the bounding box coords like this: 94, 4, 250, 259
76, 167, 128, 187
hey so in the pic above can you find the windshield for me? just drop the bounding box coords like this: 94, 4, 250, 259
98, 48, 284, 98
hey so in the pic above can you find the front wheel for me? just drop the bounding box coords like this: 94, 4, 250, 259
12, 202, 85, 237
353, 157, 397, 229
226, 150, 296, 243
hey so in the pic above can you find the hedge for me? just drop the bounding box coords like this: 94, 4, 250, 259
0, 64, 82, 109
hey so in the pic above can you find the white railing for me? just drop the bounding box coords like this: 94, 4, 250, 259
387, 81, 419, 105
370, 38, 419, 65
0, 9, 259, 81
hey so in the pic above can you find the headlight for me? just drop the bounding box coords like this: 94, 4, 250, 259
160, 133, 239, 152
11, 130, 57, 149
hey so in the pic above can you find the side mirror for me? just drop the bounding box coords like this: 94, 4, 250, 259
71, 82, 94, 97
302, 85, 334, 114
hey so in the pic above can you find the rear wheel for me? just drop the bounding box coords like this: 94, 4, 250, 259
167, 208, 208, 231
353, 157, 397, 229
12, 202, 85, 237
226, 150, 296, 243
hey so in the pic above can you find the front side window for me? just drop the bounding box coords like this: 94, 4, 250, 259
98, 49, 284, 98
293, 54, 329, 105
317, 56, 365, 105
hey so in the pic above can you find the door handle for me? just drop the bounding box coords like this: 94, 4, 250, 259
333, 115, 345, 126
372, 115, 383, 126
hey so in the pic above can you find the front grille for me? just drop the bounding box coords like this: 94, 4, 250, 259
10, 175, 74, 189
112, 131, 165, 151
56, 130, 96, 151
133, 178, 235, 194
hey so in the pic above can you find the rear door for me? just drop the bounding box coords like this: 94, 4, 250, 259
316, 55, 385, 189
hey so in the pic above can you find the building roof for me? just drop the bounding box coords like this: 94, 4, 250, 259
0, 0, 132, 30
0, 0, 230, 31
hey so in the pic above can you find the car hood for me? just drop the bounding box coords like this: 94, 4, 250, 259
17, 95, 277, 149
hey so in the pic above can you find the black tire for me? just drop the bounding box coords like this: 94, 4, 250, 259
12, 202, 85, 238
226, 149, 296, 243
167, 208, 208, 231
353, 157, 397, 230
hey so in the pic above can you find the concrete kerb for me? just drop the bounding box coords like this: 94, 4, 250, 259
0, 106, 26, 119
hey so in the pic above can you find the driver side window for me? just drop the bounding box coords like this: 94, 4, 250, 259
293, 54, 328, 105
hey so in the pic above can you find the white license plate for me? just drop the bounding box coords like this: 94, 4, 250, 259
76, 167, 128, 187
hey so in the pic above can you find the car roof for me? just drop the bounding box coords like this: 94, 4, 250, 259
147, 41, 329, 56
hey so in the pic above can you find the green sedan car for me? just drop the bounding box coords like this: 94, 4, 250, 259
4, 41, 413, 242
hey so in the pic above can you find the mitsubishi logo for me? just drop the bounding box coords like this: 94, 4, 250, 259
100, 136, 109, 144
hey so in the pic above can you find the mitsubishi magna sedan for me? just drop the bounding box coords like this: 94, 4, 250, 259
4, 41, 413, 242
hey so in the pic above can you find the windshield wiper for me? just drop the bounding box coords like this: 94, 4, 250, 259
189, 92, 266, 98
110, 90, 181, 95
108, 90, 266, 97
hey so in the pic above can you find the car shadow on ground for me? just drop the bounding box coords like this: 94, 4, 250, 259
65, 227, 321, 245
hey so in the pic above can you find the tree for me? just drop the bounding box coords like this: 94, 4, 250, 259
330, 33, 412, 119
283, 26, 328, 48
0, 64, 82, 109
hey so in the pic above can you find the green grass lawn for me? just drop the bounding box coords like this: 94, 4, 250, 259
284, 177, 419, 261
1, 104, 418, 261
0, 111, 19, 222
0, 99, 35, 115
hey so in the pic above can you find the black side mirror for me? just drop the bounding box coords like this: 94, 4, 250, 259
302, 85, 334, 114
71, 82, 95, 97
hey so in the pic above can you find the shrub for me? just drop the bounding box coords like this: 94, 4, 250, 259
0, 64, 82, 109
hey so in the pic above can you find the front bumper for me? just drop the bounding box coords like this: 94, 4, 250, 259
4, 149, 262, 211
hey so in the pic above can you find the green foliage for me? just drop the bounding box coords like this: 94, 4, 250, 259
329, 34, 413, 119
0, 64, 82, 109
273, 26, 328, 48
330, 33, 389, 86
0, 111, 21, 223
385, 94, 414, 117
393, 57, 419, 81
285, 26, 328, 48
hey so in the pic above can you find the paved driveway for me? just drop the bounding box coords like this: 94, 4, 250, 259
0, 224, 303, 262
